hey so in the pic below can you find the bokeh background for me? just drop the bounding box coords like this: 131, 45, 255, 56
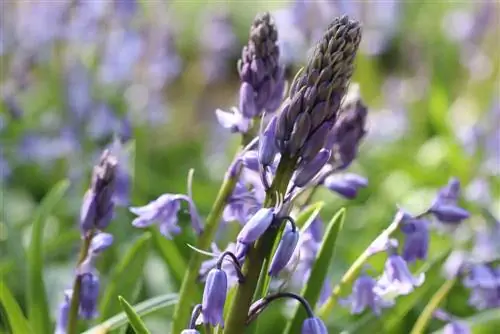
0, 1, 499, 333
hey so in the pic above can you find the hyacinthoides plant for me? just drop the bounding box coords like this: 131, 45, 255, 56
42, 11, 498, 334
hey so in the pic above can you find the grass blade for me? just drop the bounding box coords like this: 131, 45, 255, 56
0, 281, 32, 333
27, 180, 70, 334
285, 208, 346, 334
118, 296, 150, 334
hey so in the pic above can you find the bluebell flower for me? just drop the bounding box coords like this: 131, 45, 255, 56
463, 264, 497, 289
293, 149, 331, 188
89, 232, 114, 255
237, 208, 275, 244
443, 321, 471, 334
269, 227, 299, 277
430, 178, 469, 224
80, 151, 118, 234
200, 243, 245, 288
108, 139, 132, 207
401, 217, 430, 263
375, 252, 425, 299
181, 330, 201, 334
341, 274, 393, 316
130, 192, 202, 237
222, 182, 261, 224
301, 317, 328, 334
215, 107, 251, 133
467, 285, 500, 310
79, 273, 100, 319
323, 173, 368, 199
55, 291, 71, 334
202, 268, 227, 327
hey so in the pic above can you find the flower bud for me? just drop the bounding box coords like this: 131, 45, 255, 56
269, 228, 299, 276
293, 149, 331, 187
302, 317, 328, 334
237, 208, 275, 244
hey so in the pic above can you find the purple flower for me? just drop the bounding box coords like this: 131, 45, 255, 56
341, 274, 393, 316
130, 193, 202, 238
468, 286, 500, 310
269, 227, 299, 277
200, 243, 245, 288
108, 139, 132, 207
293, 149, 331, 188
301, 317, 328, 334
79, 273, 100, 319
89, 232, 114, 255
55, 291, 71, 334
259, 116, 279, 166
80, 151, 118, 234
429, 178, 469, 224
323, 173, 368, 199
237, 208, 275, 244
401, 217, 430, 263
463, 264, 497, 289
375, 253, 425, 298
202, 269, 227, 327
215, 107, 251, 133
181, 330, 201, 334
443, 321, 471, 334
222, 182, 261, 223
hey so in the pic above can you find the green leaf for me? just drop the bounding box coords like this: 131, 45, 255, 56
296, 201, 325, 231
284, 208, 346, 334
346, 250, 451, 333
99, 233, 152, 321
83, 293, 178, 333
151, 228, 187, 289
0, 282, 32, 334
118, 296, 151, 334
27, 179, 70, 334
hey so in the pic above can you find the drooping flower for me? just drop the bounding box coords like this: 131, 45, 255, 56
54, 291, 71, 334
222, 182, 261, 224
301, 317, 328, 334
401, 216, 430, 263
322, 173, 368, 199
462, 263, 497, 289
130, 192, 202, 237
79, 273, 100, 319
200, 243, 245, 288
429, 178, 469, 224
375, 251, 425, 299
202, 268, 228, 327
269, 226, 299, 276
341, 273, 394, 315
443, 321, 471, 334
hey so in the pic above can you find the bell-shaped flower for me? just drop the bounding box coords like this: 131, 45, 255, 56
269, 227, 299, 277
215, 107, 251, 133
341, 274, 394, 316
79, 273, 100, 319
375, 253, 425, 299
202, 268, 228, 327
401, 217, 430, 263
301, 317, 328, 334
237, 208, 275, 244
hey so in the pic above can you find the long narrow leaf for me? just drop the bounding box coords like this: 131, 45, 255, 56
118, 296, 150, 334
27, 180, 70, 334
285, 208, 346, 334
83, 293, 177, 333
99, 233, 152, 321
0, 282, 32, 333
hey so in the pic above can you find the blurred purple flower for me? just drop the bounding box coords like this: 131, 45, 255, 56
130, 193, 202, 237
79, 273, 100, 319
463, 264, 497, 289
443, 321, 470, 334
66, 61, 92, 120
223, 182, 261, 224
215, 107, 251, 133
375, 252, 425, 299
430, 178, 469, 224
202, 268, 227, 327
108, 139, 132, 206
341, 273, 394, 315
55, 291, 71, 334
401, 217, 430, 263
323, 173, 368, 199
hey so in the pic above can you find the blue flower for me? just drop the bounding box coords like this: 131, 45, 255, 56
79, 273, 100, 319
55, 291, 71, 334
430, 178, 469, 224
375, 253, 425, 299
202, 268, 227, 327
269, 227, 299, 277
215, 107, 251, 133
130, 193, 202, 237
323, 173, 368, 199
463, 264, 497, 289
301, 317, 328, 334
223, 182, 261, 224
443, 321, 470, 334
401, 217, 430, 263
200, 243, 245, 288
237, 208, 275, 244
341, 274, 394, 316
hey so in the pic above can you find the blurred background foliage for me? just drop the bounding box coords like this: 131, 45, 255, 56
0, 0, 498, 333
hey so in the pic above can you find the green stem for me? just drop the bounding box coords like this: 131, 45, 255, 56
224, 156, 296, 334
171, 170, 239, 333
67, 230, 95, 334
317, 212, 403, 319
410, 279, 457, 334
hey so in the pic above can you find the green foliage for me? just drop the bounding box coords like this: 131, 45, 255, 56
118, 296, 151, 334
0, 282, 32, 334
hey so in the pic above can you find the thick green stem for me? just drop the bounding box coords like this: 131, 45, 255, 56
224, 156, 296, 334
67, 230, 95, 334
